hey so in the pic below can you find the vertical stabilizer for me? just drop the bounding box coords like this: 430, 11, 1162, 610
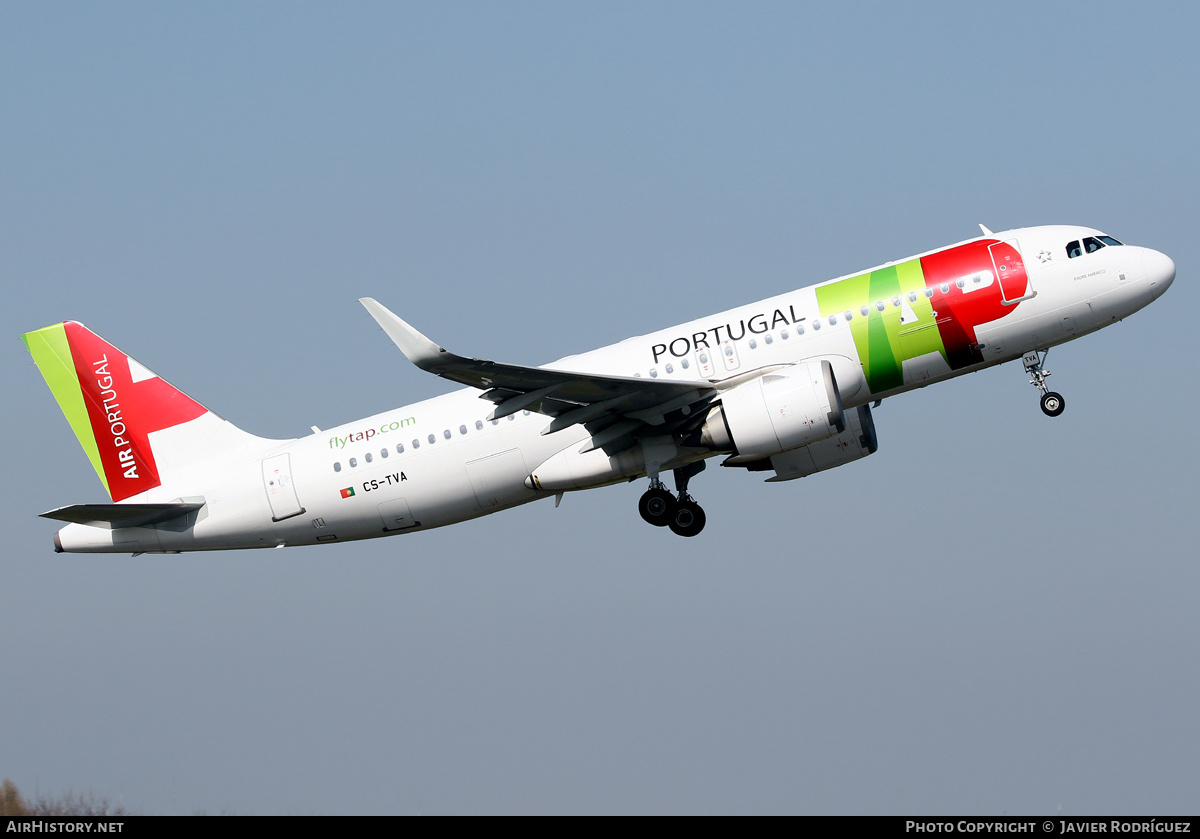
23, 321, 269, 501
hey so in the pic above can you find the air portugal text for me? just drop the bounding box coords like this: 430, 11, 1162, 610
93, 355, 139, 479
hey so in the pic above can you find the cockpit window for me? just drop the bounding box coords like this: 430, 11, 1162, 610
1083, 237, 1104, 254
1098, 235, 1123, 246
1067, 240, 1082, 258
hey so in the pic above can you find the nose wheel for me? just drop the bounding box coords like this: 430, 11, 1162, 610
637, 461, 707, 537
1040, 391, 1066, 417
1023, 350, 1066, 418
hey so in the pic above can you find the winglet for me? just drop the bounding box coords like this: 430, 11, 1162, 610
359, 298, 448, 371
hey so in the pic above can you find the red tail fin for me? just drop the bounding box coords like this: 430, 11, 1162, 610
26, 322, 210, 500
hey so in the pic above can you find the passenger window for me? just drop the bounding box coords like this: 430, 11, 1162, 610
860, 306, 869, 317
908, 291, 918, 302
1084, 236, 1104, 254
365, 452, 372, 463
381, 448, 388, 458
781, 329, 789, 339
925, 288, 933, 298
349, 457, 357, 468
650, 368, 658, 377
333, 462, 341, 473
828, 315, 837, 325
396, 443, 404, 453
812, 320, 820, 330
428, 434, 436, 444
475, 420, 483, 430
412, 439, 419, 449
764, 334, 773, 344
443, 430, 451, 440
940, 283, 949, 294
681, 359, 690, 369
843, 310, 852, 321
459, 425, 467, 435
876, 301, 885, 312
1066, 240, 1082, 258
748, 339, 757, 349
892, 297, 901, 307
956, 278, 965, 288
665, 363, 674, 372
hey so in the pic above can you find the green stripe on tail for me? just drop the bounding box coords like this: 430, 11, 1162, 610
22, 323, 111, 497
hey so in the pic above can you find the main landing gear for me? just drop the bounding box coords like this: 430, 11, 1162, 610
638, 461, 707, 537
1023, 349, 1065, 417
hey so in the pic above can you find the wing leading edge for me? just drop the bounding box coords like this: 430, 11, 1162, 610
359, 297, 717, 452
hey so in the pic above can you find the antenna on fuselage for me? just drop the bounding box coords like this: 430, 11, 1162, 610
979, 223, 994, 236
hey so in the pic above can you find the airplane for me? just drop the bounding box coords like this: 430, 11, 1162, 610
23, 224, 1175, 553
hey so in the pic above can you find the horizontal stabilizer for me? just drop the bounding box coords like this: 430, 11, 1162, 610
40, 502, 204, 529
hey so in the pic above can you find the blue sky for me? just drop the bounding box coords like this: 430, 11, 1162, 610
2, 1, 1196, 814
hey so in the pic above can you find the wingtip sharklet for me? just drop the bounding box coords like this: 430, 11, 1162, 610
359, 297, 448, 370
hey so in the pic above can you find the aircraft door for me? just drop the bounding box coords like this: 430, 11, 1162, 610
261, 453, 305, 522
988, 239, 1035, 305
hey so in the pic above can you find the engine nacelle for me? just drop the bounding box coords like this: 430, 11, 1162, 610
701, 360, 845, 461
762, 403, 878, 482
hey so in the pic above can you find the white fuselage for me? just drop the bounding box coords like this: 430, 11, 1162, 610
54, 225, 1175, 552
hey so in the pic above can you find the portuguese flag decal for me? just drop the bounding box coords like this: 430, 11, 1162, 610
340, 487, 355, 499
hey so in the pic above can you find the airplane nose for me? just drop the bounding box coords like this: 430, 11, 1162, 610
1142, 248, 1176, 293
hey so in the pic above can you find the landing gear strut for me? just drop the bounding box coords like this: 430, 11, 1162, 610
1023, 349, 1065, 418
637, 461, 707, 537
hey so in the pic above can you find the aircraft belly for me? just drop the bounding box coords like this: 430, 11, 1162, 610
901, 350, 952, 385
1088, 279, 1156, 322
465, 448, 534, 511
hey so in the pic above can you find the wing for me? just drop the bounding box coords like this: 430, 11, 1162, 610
360, 298, 717, 452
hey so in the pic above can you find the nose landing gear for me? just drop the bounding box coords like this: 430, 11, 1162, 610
1023, 349, 1066, 417
637, 461, 707, 537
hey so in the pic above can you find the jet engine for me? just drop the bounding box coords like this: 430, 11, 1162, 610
700, 360, 845, 461
757, 403, 878, 482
